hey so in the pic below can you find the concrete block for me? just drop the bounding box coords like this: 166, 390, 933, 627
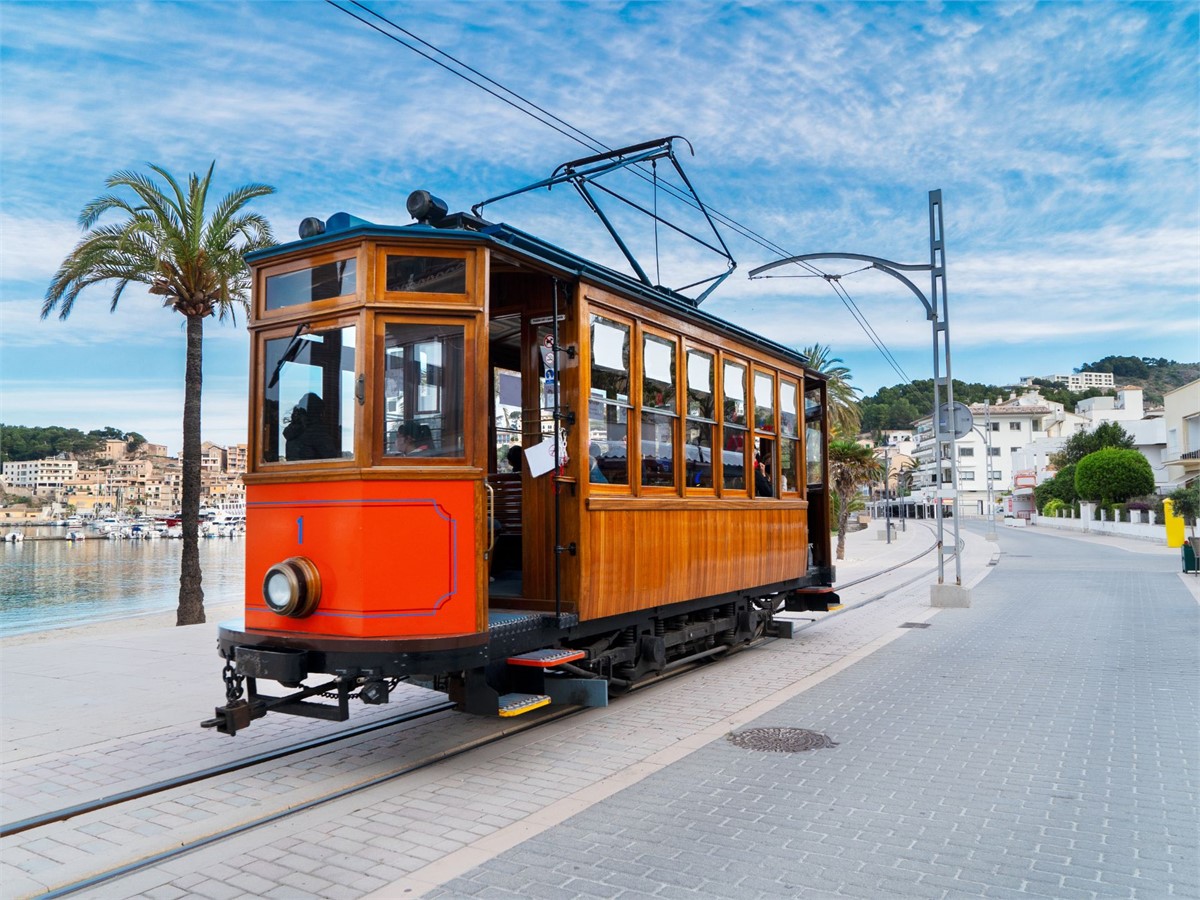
930, 584, 972, 607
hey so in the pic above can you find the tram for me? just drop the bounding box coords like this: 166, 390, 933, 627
206, 155, 837, 735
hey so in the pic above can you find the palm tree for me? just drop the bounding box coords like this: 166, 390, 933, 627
829, 438, 883, 561
801, 344, 862, 437
43, 163, 275, 625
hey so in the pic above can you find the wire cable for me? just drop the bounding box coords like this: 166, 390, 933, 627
325, 0, 908, 377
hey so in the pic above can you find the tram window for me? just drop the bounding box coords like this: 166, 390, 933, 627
806, 387, 825, 485
382, 323, 465, 458
779, 381, 800, 494
685, 349, 716, 490
641, 333, 677, 488
722, 361, 748, 491
384, 256, 466, 294
589, 315, 631, 485
261, 324, 356, 463
753, 371, 776, 498
265, 259, 356, 311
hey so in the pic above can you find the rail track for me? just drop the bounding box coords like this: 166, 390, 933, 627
11, 527, 955, 899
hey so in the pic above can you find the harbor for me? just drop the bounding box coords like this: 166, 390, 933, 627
0, 532, 244, 638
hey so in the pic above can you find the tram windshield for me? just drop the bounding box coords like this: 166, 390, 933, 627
262, 324, 357, 463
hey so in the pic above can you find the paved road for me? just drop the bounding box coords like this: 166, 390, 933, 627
427, 525, 1199, 899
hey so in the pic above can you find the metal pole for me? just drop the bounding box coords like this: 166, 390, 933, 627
928, 190, 963, 586
985, 401, 998, 540
884, 446, 892, 544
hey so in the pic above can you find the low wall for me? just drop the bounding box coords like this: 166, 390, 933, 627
1030, 505, 1168, 543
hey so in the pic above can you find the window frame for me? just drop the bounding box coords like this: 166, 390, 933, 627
375, 246, 475, 307
586, 309, 636, 491
256, 247, 363, 323
683, 342, 719, 496
751, 367, 778, 499
255, 312, 362, 470
778, 376, 802, 496
371, 311, 479, 468
637, 323, 682, 495
719, 355, 750, 497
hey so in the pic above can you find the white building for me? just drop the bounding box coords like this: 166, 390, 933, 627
1074, 385, 1145, 424
1, 457, 80, 494
1021, 371, 1115, 391
1163, 379, 1200, 488
912, 392, 1069, 515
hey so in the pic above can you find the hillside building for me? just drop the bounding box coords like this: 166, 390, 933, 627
1020, 371, 1115, 391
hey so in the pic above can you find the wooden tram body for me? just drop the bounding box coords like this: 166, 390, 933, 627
208, 192, 836, 735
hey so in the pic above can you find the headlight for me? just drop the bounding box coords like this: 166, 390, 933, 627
261, 556, 321, 618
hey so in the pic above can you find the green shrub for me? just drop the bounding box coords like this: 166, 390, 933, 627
1168, 483, 1199, 526
1043, 498, 1066, 517
1075, 448, 1155, 504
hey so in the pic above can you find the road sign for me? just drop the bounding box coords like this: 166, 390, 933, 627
938, 401, 974, 439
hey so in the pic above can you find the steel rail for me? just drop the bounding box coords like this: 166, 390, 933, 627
2, 699, 455, 839
787, 522, 968, 635
36, 703, 585, 900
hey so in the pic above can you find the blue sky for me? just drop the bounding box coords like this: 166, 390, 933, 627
2, 1, 1197, 454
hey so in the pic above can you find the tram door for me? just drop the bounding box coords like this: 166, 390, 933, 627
805, 376, 833, 581
486, 294, 577, 610
489, 314, 525, 593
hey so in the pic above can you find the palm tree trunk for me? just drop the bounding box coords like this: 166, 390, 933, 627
177, 313, 206, 625
836, 495, 851, 560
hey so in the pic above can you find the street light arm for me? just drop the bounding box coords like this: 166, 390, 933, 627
748, 253, 935, 320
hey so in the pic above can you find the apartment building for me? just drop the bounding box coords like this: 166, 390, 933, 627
1020, 371, 1116, 391
1163, 379, 1200, 487
2, 457, 79, 493
911, 391, 1078, 514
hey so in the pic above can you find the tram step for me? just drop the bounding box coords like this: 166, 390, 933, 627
497, 693, 552, 717
507, 648, 587, 668
786, 587, 841, 613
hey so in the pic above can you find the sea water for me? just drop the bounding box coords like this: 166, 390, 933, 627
0, 529, 245, 636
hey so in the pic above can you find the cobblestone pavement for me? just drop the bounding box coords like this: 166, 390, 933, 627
1, 524, 985, 898
425, 525, 1199, 900
9, 524, 1194, 900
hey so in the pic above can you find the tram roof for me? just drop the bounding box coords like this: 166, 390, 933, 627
248, 212, 822, 377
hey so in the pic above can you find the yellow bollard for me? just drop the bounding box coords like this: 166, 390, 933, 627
1164, 498, 1185, 548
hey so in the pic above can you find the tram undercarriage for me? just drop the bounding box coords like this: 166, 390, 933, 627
206, 577, 837, 735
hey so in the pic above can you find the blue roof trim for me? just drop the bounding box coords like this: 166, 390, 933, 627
247, 217, 821, 375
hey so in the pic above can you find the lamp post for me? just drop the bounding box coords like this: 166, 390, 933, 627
883, 445, 893, 544
982, 401, 998, 541
963, 401, 998, 541
749, 191, 970, 608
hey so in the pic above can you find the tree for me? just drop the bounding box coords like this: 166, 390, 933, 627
1051, 421, 1136, 469
829, 439, 883, 561
1167, 482, 1199, 538
1074, 449, 1154, 505
43, 163, 275, 625
801, 344, 862, 437
1034, 462, 1077, 512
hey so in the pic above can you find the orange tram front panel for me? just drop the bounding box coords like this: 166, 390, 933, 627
244, 480, 479, 640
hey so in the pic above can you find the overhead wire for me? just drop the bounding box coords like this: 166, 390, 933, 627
332, 0, 836, 286
325, 0, 909, 380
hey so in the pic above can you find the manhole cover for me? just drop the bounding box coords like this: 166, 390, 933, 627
727, 727, 838, 752
899, 622, 931, 628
